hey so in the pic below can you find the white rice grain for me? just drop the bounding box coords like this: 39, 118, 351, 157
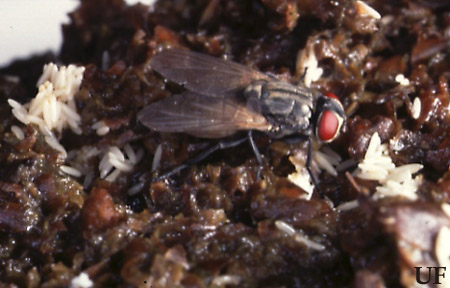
442, 203, 450, 219
152, 144, 163, 171
412, 97, 421, 119
37, 63, 54, 86
60, 165, 82, 177
51, 95, 60, 125
275, 220, 296, 236
99, 145, 142, 181
320, 146, 342, 165
11, 125, 25, 140
336, 200, 359, 211
42, 98, 53, 129
128, 182, 145, 196
92, 121, 110, 136
98, 152, 110, 169
384, 163, 423, 178
294, 233, 326, 251
276, 220, 325, 251
356, 133, 423, 200
9, 62, 85, 163
355, 132, 395, 181
66, 118, 83, 135
40, 125, 54, 137
5, 75, 20, 84
83, 146, 102, 159
54, 67, 66, 90
109, 157, 133, 172
109, 146, 125, 162
314, 150, 338, 176
99, 157, 114, 179
374, 168, 422, 200
96, 126, 110, 136
105, 169, 121, 182
28, 100, 44, 117
212, 275, 241, 286
11, 108, 29, 124
61, 102, 81, 121
92, 121, 105, 129
45, 136, 67, 158
124, 144, 137, 163
355, 1, 381, 19
8, 99, 27, 112
357, 163, 390, 180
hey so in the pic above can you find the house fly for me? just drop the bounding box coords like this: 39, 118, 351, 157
138, 48, 345, 194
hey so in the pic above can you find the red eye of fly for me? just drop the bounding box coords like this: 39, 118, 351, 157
325, 92, 339, 100
317, 110, 339, 142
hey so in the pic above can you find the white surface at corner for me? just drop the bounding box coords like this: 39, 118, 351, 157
0, 0, 156, 67
0, 0, 78, 67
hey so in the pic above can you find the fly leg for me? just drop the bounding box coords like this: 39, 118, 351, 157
306, 138, 322, 197
155, 135, 249, 181
247, 131, 263, 178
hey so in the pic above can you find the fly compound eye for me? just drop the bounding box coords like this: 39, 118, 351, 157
316, 92, 344, 142
325, 92, 339, 100
317, 110, 340, 142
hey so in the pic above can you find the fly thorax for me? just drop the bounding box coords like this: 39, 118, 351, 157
258, 81, 313, 137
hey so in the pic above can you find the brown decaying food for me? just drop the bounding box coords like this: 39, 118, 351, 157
0, 0, 449, 287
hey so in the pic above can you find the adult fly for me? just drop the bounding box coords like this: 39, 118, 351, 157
138, 49, 345, 194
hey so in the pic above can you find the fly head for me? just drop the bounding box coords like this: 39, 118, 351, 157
313, 93, 346, 143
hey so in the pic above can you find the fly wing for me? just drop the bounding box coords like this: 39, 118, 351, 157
150, 49, 270, 97
138, 92, 271, 138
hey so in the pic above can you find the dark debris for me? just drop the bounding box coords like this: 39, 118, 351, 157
0, 0, 449, 287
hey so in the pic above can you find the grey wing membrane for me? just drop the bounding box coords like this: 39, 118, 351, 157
151, 49, 270, 97
138, 92, 271, 138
